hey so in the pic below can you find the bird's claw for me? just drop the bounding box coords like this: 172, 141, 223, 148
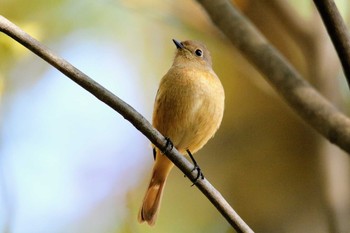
163, 137, 174, 154
186, 149, 204, 186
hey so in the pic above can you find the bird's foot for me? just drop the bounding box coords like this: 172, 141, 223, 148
163, 137, 174, 154
186, 149, 204, 186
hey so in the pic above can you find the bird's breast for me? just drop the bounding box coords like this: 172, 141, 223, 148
152, 66, 225, 153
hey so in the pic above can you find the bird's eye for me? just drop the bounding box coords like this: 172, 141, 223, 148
195, 49, 203, 57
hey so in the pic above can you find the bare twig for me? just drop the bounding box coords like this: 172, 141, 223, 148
0, 15, 253, 233
196, 0, 350, 153
313, 0, 350, 88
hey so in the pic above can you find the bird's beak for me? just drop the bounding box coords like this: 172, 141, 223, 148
172, 39, 184, 49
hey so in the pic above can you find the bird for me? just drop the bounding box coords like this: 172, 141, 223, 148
138, 39, 225, 226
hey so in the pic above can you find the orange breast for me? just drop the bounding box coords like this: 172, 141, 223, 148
152, 66, 225, 154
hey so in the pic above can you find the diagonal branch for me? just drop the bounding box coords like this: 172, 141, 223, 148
313, 0, 350, 89
0, 15, 253, 233
196, 0, 350, 154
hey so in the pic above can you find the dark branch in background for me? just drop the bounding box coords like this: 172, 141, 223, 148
0, 15, 253, 233
196, 0, 350, 153
313, 0, 350, 89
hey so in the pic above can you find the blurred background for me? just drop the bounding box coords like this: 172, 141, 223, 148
1, 0, 350, 232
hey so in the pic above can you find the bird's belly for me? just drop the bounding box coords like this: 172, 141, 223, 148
155, 90, 222, 154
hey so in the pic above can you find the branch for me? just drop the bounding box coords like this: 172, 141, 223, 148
0, 15, 253, 233
196, 0, 350, 154
313, 0, 350, 89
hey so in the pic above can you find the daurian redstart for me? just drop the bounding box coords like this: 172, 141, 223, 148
138, 39, 225, 226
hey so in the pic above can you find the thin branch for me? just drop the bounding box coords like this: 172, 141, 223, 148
196, 0, 350, 153
0, 15, 253, 233
313, 0, 350, 89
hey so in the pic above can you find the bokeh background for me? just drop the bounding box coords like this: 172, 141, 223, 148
1, 0, 350, 232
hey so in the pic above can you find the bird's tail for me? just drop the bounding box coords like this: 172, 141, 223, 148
138, 154, 173, 226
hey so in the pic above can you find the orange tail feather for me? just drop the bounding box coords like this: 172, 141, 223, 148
138, 153, 173, 226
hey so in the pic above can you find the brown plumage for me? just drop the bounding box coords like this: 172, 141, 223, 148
138, 39, 225, 226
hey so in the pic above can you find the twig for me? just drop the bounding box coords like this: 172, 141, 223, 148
0, 15, 253, 233
313, 0, 350, 89
196, 0, 350, 153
